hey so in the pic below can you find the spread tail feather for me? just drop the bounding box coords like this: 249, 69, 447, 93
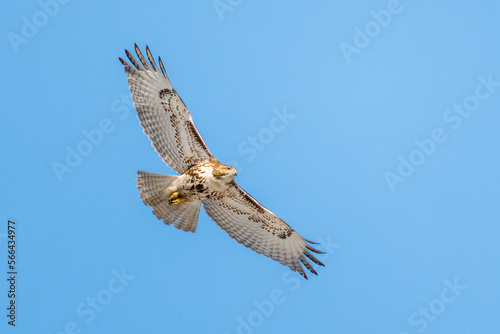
137, 171, 201, 233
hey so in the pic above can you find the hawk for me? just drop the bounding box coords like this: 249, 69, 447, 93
119, 45, 325, 279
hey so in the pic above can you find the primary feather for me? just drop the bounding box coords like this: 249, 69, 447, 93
119, 44, 213, 174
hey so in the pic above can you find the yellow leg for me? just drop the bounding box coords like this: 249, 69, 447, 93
168, 192, 186, 205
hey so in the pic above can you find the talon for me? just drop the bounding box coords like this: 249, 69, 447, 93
168, 192, 186, 205
169, 191, 179, 202
170, 198, 186, 205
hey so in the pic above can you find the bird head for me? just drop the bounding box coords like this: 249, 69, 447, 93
213, 162, 238, 182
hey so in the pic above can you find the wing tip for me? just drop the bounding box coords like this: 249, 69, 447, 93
303, 237, 320, 245
305, 243, 326, 255
158, 55, 168, 79
121, 43, 170, 81
295, 237, 327, 279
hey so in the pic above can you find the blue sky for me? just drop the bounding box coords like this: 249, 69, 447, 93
2, 0, 500, 333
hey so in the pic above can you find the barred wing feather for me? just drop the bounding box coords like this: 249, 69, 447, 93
203, 182, 324, 279
119, 44, 213, 174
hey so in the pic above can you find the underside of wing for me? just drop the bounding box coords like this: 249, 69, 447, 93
203, 182, 325, 279
119, 44, 213, 174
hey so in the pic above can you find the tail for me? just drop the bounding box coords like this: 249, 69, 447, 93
137, 171, 201, 233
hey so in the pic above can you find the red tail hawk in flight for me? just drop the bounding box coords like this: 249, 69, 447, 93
119, 44, 325, 279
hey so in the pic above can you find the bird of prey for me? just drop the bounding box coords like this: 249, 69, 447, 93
119, 44, 325, 279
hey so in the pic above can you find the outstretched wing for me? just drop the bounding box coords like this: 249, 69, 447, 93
119, 44, 213, 174
203, 182, 325, 279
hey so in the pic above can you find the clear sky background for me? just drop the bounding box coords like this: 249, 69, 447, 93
2, 1, 500, 333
